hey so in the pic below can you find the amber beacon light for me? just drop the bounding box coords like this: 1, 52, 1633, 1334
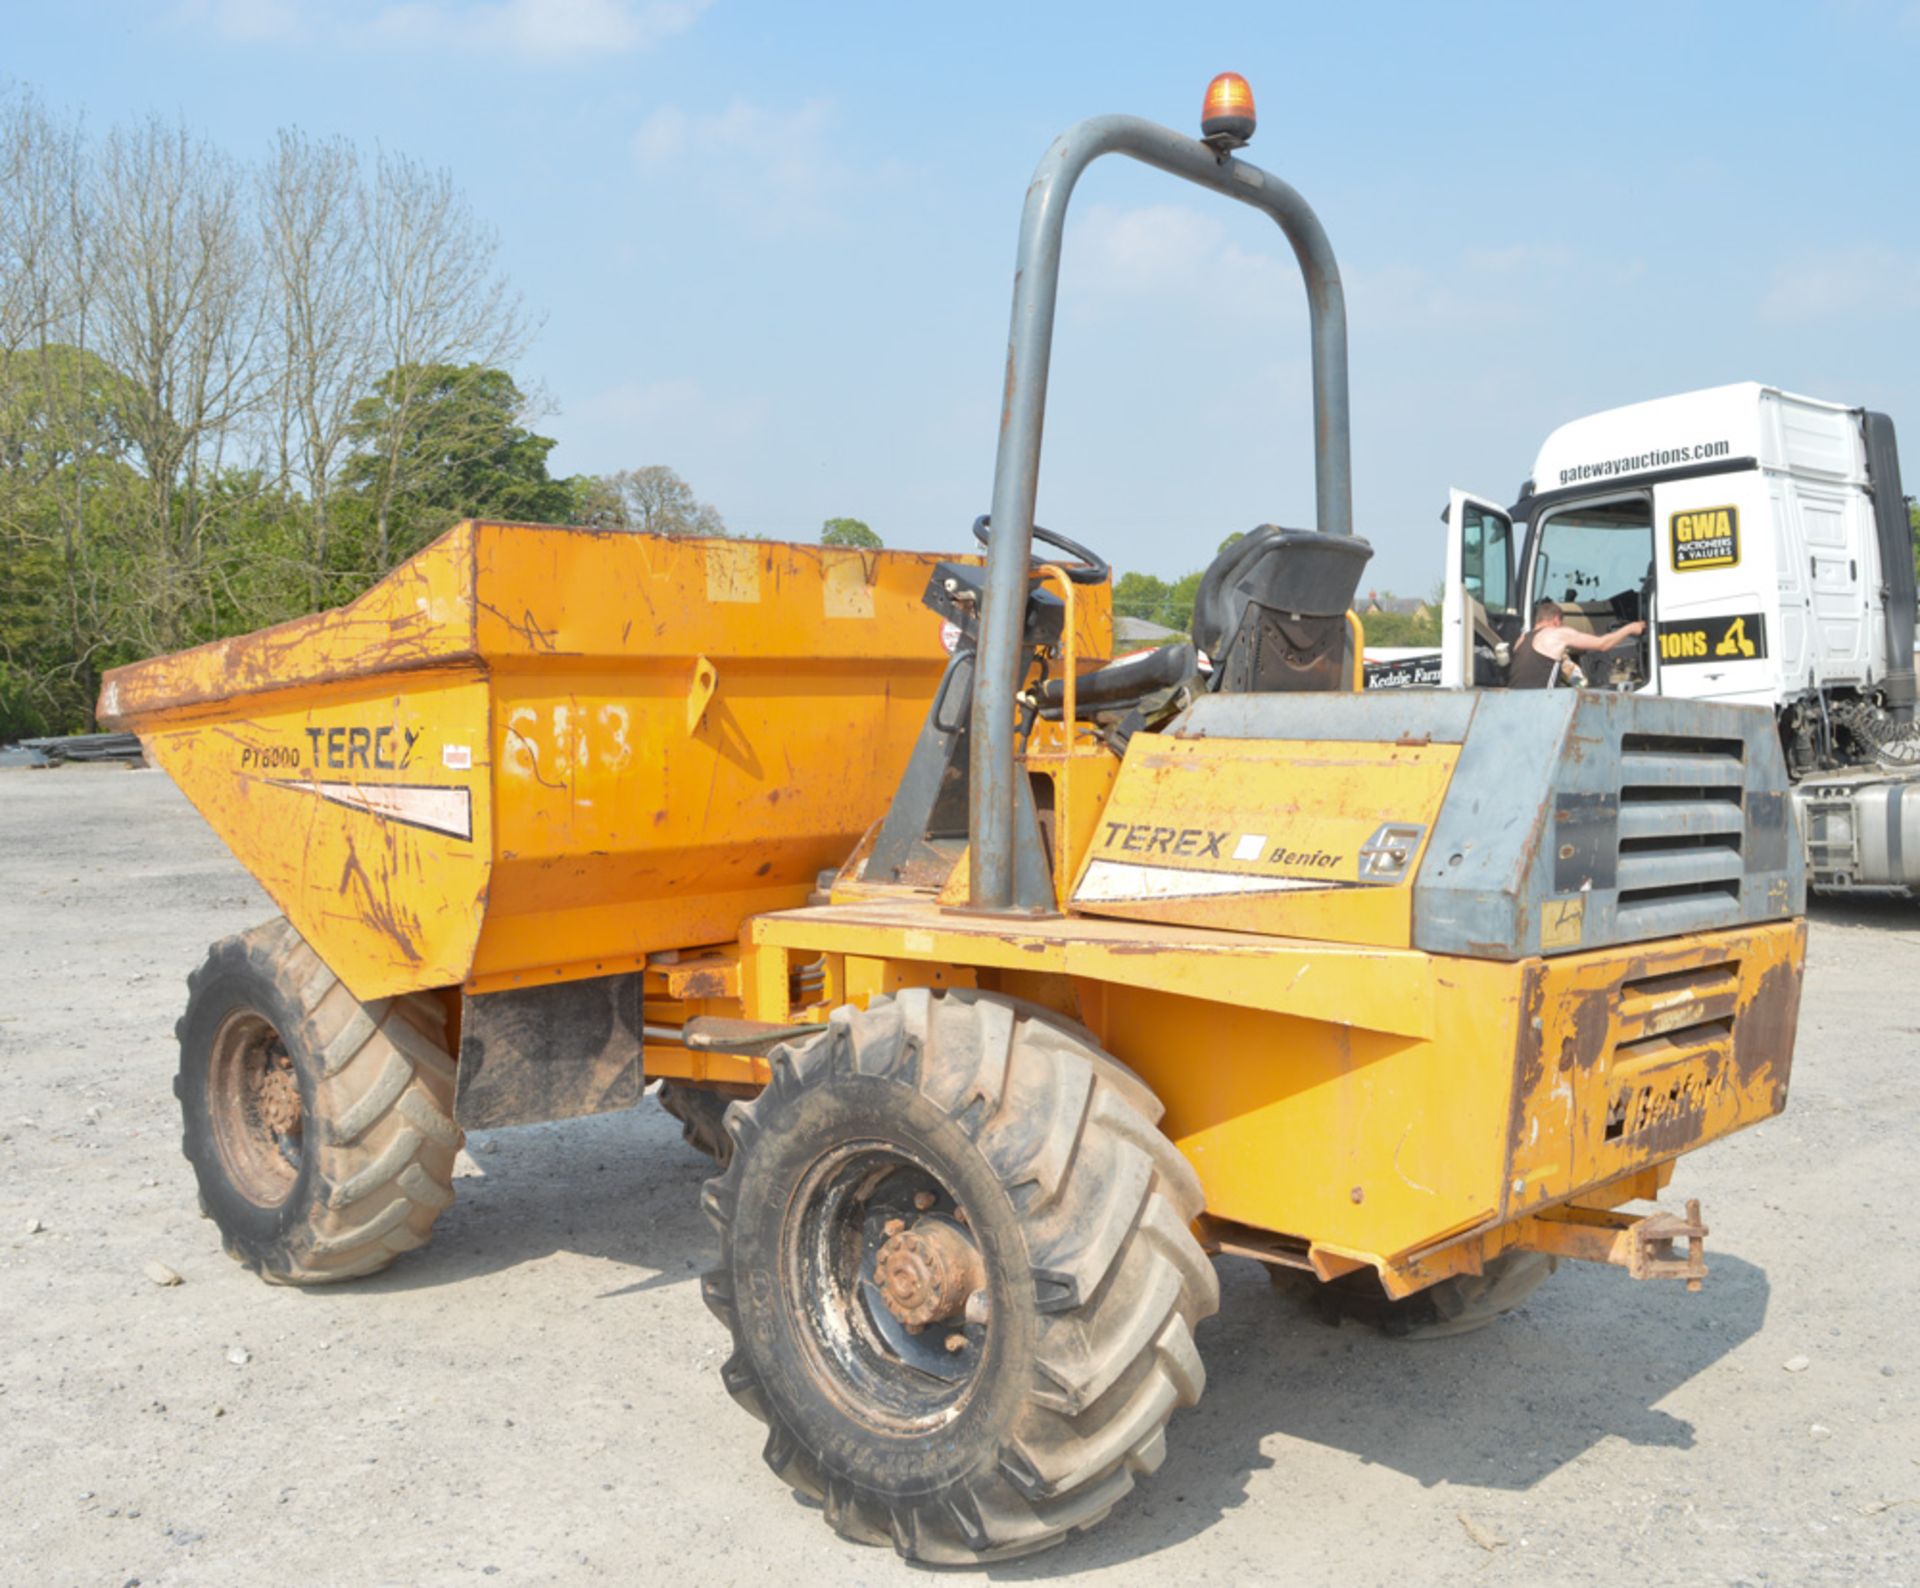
1200, 72, 1256, 151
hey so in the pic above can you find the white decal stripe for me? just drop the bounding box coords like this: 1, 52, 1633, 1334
305, 781, 472, 841
1074, 858, 1349, 904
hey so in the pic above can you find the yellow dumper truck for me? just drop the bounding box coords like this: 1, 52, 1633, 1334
101, 77, 1806, 1563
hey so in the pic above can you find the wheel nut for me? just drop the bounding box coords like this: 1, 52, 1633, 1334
871, 1219, 987, 1331
913, 1190, 936, 1211
945, 1333, 967, 1353
883, 1217, 905, 1236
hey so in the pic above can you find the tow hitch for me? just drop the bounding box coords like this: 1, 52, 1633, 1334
1519, 1199, 1710, 1292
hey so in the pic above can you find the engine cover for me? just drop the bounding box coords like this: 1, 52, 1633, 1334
1069, 690, 1803, 960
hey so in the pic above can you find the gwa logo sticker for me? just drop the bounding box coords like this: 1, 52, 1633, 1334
1671, 506, 1739, 571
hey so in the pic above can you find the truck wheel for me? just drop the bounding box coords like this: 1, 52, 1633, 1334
657, 1081, 737, 1169
701, 990, 1218, 1563
1286, 1251, 1557, 1339
174, 917, 461, 1285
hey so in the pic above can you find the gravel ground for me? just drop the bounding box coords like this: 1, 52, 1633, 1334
1, 765, 1916, 1587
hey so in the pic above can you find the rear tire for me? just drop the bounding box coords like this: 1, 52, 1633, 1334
657, 1081, 738, 1169
1285, 1250, 1557, 1339
702, 990, 1218, 1563
175, 917, 461, 1284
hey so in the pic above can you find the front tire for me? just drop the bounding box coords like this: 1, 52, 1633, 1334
701, 990, 1218, 1563
175, 917, 462, 1284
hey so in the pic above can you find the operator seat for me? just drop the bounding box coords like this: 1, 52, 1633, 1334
1467, 593, 1513, 685
1191, 525, 1373, 693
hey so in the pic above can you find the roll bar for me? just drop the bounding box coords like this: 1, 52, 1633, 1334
967, 113, 1354, 912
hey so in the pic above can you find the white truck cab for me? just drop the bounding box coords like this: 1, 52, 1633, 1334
1426, 383, 1920, 891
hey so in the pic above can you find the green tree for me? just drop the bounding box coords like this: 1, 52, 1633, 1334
0, 344, 149, 736
1361, 611, 1441, 646
1112, 569, 1205, 634
821, 516, 881, 549
0, 528, 66, 736
339, 364, 570, 565
1113, 570, 1171, 623
565, 473, 622, 527
569, 465, 727, 537
1164, 569, 1205, 633
0, 344, 141, 483
0, 86, 545, 738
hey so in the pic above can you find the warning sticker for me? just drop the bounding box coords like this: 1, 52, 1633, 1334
1670, 506, 1739, 571
1541, 896, 1586, 950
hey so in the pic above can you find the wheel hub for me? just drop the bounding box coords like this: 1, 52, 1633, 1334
874, 1219, 983, 1332
784, 1143, 992, 1425
208, 1010, 303, 1208
255, 1055, 302, 1138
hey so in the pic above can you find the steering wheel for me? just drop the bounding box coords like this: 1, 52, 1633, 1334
971, 514, 1110, 585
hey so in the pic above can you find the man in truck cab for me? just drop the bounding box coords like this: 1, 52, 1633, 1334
1509, 600, 1647, 688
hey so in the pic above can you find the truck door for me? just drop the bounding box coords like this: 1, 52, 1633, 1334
1794, 482, 1871, 684
1525, 493, 1657, 693
1441, 489, 1518, 688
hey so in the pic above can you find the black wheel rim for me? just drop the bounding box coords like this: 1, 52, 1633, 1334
784, 1141, 991, 1433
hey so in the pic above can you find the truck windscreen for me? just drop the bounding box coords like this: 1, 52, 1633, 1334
1531, 498, 1654, 631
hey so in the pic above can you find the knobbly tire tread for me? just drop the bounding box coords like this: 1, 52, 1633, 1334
175, 916, 461, 1285
701, 989, 1219, 1563
1286, 1250, 1558, 1339
656, 1081, 736, 1169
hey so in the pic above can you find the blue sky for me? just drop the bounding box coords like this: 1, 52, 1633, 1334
9, 0, 1919, 590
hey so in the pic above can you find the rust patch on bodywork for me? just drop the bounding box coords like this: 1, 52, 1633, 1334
1559, 984, 1612, 1073
1502, 966, 1548, 1184
659, 953, 742, 1003
337, 837, 423, 963
1732, 941, 1805, 1111
1503, 922, 1805, 1223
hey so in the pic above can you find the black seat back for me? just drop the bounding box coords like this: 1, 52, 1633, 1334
1190, 526, 1373, 693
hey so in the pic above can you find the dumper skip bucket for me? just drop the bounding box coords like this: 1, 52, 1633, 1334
98, 522, 1001, 1000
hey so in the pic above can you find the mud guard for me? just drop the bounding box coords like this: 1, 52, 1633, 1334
455, 971, 646, 1129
